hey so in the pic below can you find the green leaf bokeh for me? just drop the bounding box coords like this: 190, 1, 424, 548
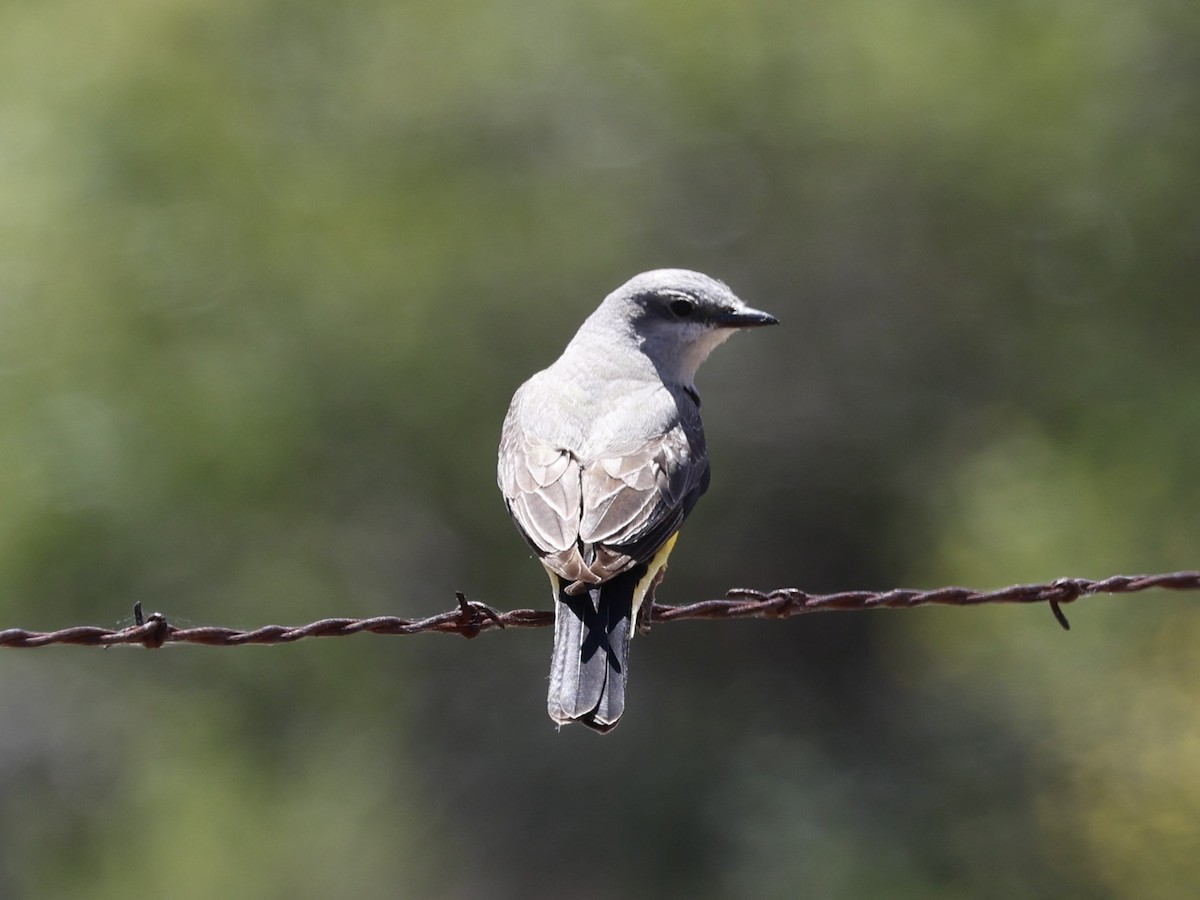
2, 1, 1198, 897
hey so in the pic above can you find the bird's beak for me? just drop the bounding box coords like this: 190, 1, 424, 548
716, 306, 779, 328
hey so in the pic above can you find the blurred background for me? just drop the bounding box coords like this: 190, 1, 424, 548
1, 0, 1198, 897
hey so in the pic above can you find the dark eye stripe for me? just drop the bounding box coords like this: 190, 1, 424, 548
669, 298, 694, 317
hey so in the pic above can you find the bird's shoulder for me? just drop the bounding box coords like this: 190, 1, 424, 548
509, 366, 697, 441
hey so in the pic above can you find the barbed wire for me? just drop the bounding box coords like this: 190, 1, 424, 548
1, 571, 1196, 650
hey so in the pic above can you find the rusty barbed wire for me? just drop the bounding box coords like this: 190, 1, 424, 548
1, 571, 1196, 650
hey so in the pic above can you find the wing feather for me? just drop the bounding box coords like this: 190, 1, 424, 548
499, 385, 709, 587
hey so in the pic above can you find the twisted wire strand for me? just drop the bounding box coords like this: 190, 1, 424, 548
1, 571, 1196, 650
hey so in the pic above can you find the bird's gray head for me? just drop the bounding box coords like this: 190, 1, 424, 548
584, 269, 778, 388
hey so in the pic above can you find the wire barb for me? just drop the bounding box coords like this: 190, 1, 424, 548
453, 592, 506, 639
0, 570, 1196, 650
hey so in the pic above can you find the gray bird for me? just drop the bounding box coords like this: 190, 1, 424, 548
498, 269, 777, 732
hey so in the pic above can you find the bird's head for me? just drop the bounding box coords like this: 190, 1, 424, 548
603, 269, 778, 387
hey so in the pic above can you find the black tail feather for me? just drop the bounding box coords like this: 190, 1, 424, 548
547, 568, 641, 732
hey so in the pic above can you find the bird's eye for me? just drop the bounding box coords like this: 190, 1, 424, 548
669, 298, 695, 317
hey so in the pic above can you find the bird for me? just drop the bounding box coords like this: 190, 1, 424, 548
497, 269, 778, 732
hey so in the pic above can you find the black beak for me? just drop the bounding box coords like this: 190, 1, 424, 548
716, 306, 779, 328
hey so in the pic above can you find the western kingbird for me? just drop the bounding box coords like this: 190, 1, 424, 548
498, 269, 777, 732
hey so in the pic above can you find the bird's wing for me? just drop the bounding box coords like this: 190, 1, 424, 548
576, 423, 709, 580
498, 424, 581, 554
500, 409, 708, 587
498, 391, 594, 583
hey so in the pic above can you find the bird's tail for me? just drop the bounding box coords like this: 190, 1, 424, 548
547, 566, 645, 733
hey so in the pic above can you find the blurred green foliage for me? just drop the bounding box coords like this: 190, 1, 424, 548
2, 0, 1198, 897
